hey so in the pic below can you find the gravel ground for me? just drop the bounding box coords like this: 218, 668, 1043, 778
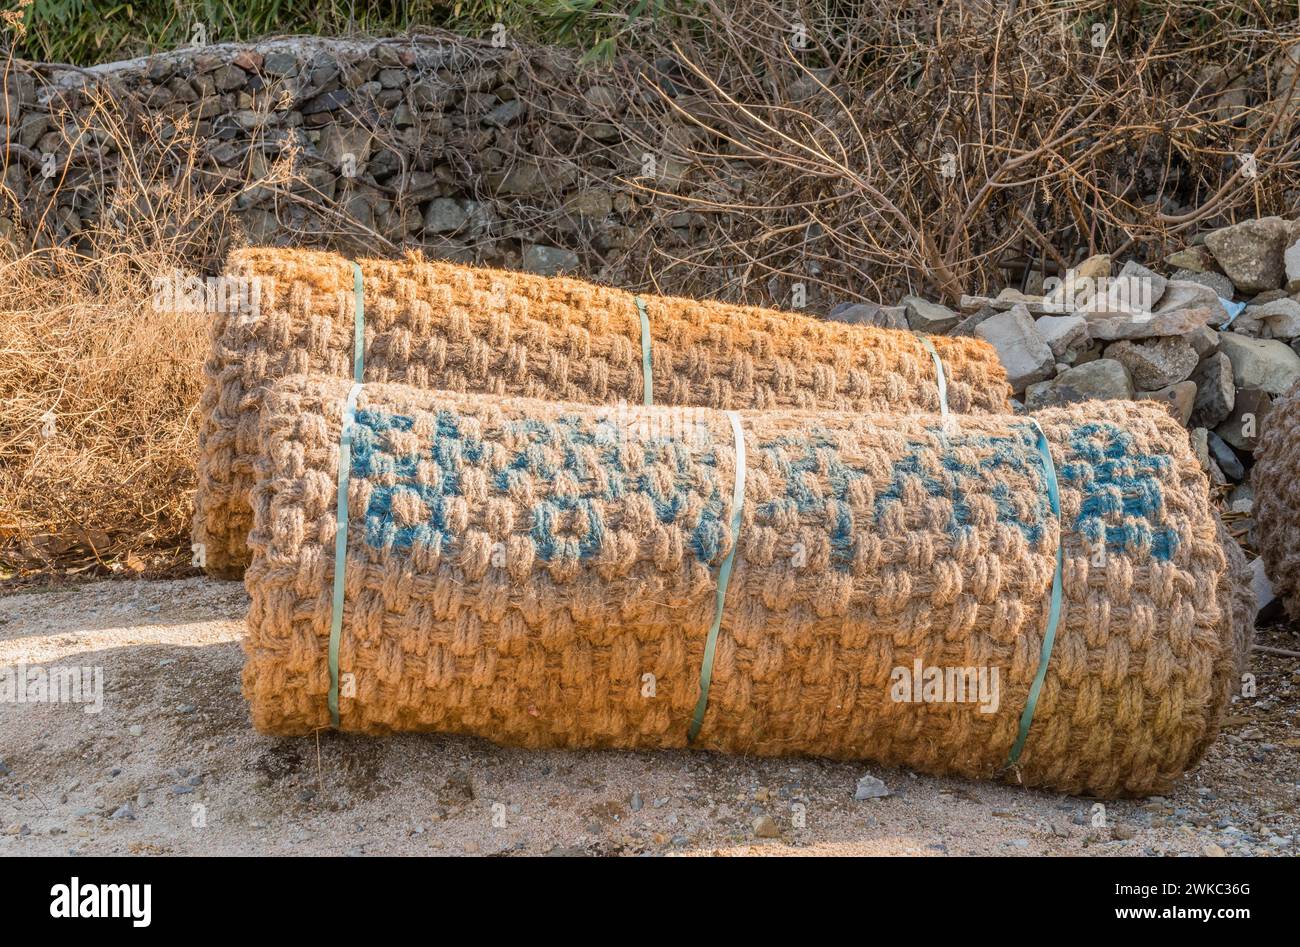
1, 576, 1297, 857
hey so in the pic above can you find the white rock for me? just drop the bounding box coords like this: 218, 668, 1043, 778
1084, 306, 1218, 341
1154, 280, 1227, 321
973, 305, 1054, 393
1219, 333, 1300, 394
1165, 246, 1217, 272
1034, 314, 1087, 358
1205, 217, 1290, 293
1190, 427, 1210, 470
854, 775, 891, 800
1118, 260, 1168, 310
901, 295, 959, 334
1186, 325, 1221, 358
1106, 337, 1198, 390
1237, 297, 1300, 339
1285, 238, 1300, 293
1171, 268, 1235, 301
1025, 359, 1133, 408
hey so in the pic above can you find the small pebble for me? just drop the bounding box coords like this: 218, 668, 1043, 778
854, 775, 890, 800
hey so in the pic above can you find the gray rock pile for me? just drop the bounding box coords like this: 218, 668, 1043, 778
832, 216, 1300, 490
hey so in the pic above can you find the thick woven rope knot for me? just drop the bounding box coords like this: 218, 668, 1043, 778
1253, 378, 1300, 618
194, 247, 1011, 577
243, 375, 1250, 797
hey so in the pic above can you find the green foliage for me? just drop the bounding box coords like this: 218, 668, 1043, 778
4, 0, 689, 65
11, 0, 1278, 68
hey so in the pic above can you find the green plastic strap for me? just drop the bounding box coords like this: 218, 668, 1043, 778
327, 381, 364, 727
917, 335, 950, 428
351, 262, 365, 382
634, 295, 653, 406
688, 410, 746, 743
1006, 418, 1063, 767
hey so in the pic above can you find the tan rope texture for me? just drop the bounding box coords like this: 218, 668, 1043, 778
195, 248, 1011, 577
1253, 378, 1300, 619
242, 375, 1245, 797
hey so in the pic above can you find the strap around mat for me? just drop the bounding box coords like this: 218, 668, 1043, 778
916, 335, 951, 429
634, 295, 653, 406
1006, 418, 1063, 768
351, 262, 365, 382
688, 410, 746, 743
327, 381, 364, 727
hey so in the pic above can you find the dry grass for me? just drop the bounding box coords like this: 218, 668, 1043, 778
0, 85, 300, 581
0, 246, 206, 575
521, 0, 1300, 306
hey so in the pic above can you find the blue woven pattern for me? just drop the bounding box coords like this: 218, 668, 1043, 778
352, 408, 726, 563
755, 425, 1054, 572
353, 408, 1178, 570
1058, 421, 1178, 562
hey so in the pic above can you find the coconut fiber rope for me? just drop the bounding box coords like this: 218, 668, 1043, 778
244, 375, 1247, 796
327, 279, 947, 737
1252, 378, 1300, 619
195, 247, 1009, 577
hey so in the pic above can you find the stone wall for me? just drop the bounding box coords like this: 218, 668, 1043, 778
3, 34, 707, 295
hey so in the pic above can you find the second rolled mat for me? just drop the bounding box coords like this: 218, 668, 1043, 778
1252, 378, 1300, 619
244, 374, 1248, 797
195, 247, 1010, 576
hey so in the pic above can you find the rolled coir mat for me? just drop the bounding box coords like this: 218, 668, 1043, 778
1252, 378, 1300, 618
242, 374, 1245, 796
194, 247, 1010, 577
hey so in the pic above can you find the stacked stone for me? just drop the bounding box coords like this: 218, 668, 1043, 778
833, 217, 1300, 511
2, 37, 640, 279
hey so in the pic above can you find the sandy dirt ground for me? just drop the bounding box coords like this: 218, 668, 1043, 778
1, 576, 1297, 857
